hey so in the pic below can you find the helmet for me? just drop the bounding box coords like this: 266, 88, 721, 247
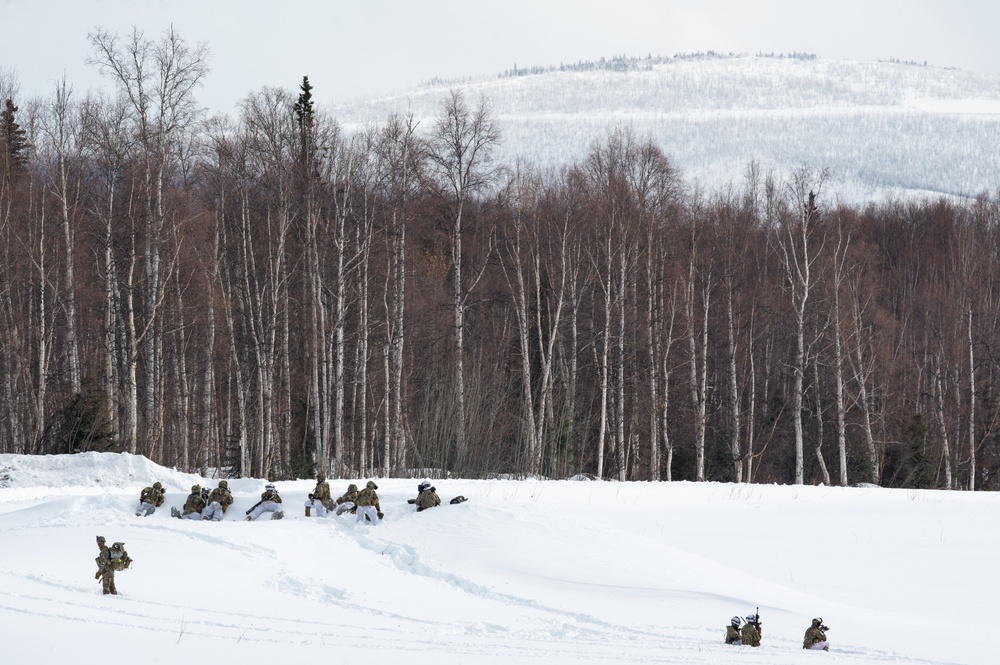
265, 483, 275, 491
153, 482, 163, 490
218, 480, 228, 489
746, 614, 757, 624
812, 617, 823, 626
96, 535, 106, 543
348, 484, 358, 492
731, 616, 741, 627
366, 481, 378, 490
418, 481, 431, 492
318, 474, 326, 482
192, 484, 201, 492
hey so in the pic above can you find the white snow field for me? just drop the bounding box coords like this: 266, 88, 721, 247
0, 452, 991, 664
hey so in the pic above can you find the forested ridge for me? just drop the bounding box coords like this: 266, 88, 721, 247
2, 28, 999, 489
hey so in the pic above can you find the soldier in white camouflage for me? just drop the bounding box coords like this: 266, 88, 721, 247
407, 480, 441, 512
802, 617, 830, 651
136, 481, 165, 516
172, 484, 207, 519
245, 483, 284, 521
202, 480, 234, 521
334, 483, 359, 515
724, 616, 742, 645
741, 613, 761, 647
355, 480, 381, 524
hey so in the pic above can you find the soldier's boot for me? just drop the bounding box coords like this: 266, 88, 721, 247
170, 506, 180, 518
272, 511, 284, 520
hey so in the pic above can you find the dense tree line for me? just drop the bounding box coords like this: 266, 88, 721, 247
2, 28, 999, 488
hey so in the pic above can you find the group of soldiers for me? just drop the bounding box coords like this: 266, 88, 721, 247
102, 476, 456, 596
724, 612, 831, 651
135, 475, 449, 526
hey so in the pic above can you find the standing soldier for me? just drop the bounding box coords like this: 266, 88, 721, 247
94, 536, 130, 594
202, 480, 234, 521
172, 484, 207, 519
355, 480, 381, 525
135, 481, 165, 516
95, 535, 116, 595
245, 483, 284, 521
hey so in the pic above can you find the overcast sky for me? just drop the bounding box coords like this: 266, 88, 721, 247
2, 0, 998, 116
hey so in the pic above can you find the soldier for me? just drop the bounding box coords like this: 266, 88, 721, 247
802, 617, 830, 651
202, 480, 234, 521
355, 480, 381, 525
95, 535, 117, 595
135, 481, 165, 516
741, 613, 761, 647
245, 483, 284, 521
724, 616, 742, 645
334, 483, 359, 515
313, 474, 332, 510
171, 484, 207, 519
407, 480, 441, 512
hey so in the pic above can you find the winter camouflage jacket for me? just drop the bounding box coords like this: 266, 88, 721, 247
336, 485, 359, 505
802, 621, 827, 649
182, 489, 207, 515
208, 486, 234, 511
725, 624, 741, 644
139, 485, 165, 507
313, 479, 331, 504
260, 489, 282, 504
355, 485, 379, 509
414, 488, 441, 511
741, 622, 761, 647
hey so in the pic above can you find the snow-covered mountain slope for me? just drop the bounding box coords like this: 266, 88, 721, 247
331, 54, 1000, 202
0, 452, 991, 664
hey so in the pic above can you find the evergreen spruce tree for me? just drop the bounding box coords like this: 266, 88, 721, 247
1, 98, 29, 170
293, 76, 315, 163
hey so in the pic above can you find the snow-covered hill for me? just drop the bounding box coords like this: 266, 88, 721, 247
331, 54, 1000, 202
0, 452, 991, 664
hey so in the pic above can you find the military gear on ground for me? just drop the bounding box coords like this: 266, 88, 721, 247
449, 495, 468, 504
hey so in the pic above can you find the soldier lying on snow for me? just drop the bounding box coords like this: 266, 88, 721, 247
407, 480, 441, 511
135, 481, 165, 516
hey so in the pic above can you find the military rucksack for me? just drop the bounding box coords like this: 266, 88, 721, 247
109, 542, 132, 571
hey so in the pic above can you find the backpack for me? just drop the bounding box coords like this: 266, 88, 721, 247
109, 542, 132, 571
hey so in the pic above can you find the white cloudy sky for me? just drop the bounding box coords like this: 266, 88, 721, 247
1, 0, 998, 115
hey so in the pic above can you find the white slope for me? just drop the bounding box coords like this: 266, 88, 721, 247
330, 55, 1000, 203
0, 452, 990, 665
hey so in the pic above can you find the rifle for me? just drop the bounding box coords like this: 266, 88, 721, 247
245, 498, 264, 515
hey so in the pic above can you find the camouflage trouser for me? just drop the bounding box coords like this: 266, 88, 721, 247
100, 568, 117, 595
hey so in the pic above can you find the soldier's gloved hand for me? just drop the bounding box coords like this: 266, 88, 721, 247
377, 512, 384, 519
95, 571, 102, 579
407, 499, 416, 504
